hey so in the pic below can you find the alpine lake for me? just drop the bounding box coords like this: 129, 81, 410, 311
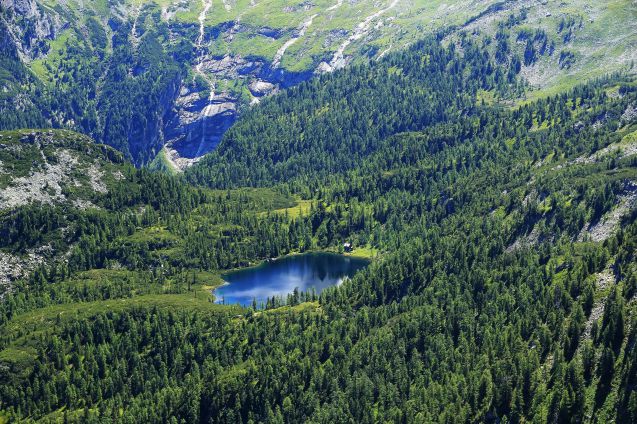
215, 252, 370, 306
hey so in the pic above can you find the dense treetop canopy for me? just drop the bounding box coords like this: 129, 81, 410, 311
1, 27, 637, 424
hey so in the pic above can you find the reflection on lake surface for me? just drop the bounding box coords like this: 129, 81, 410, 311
215, 252, 369, 306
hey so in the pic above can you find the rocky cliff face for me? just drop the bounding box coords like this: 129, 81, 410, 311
0, 17, 18, 59
163, 54, 251, 165
162, 53, 313, 168
129, 70, 184, 165
164, 88, 236, 166
0, 0, 63, 60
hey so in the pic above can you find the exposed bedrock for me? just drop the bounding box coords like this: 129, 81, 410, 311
163, 53, 315, 163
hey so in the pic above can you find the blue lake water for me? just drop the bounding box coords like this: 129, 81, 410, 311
215, 252, 369, 306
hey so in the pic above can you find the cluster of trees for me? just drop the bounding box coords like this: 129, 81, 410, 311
1, 31, 637, 423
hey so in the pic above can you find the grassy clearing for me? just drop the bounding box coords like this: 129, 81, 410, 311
0, 346, 35, 375
260, 199, 314, 219
62, 268, 139, 285
190, 270, 226, 291
207, 187, 296, 211
59, 268, 225, 298
215, 32, 281, 62
347, 246, 380, 259
29, 29, 74, 81
147, 147, 178, 175
260, 301, 321, 315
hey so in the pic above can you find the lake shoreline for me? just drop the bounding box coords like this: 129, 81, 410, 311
214, 251, 371, 306
220, 246, 378, 275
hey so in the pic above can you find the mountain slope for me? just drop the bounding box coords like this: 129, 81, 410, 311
444, 0, 637, 99
187, 36, 524, 187
1, 2, 637, 422
1, 25, 637, 420
0, 129, 127, 292
0, 129, 126, 209
0, 0, 635, 167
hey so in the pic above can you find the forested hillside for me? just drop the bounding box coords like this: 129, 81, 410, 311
187, 35, 524, 187
1, 18, 637, 421
1, 0, 635, 167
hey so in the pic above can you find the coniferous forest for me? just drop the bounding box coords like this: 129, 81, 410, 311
1, 9, 637, 424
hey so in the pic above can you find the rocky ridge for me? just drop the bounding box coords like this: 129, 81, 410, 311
0, 129, 127, 296
0, 129, 125, 210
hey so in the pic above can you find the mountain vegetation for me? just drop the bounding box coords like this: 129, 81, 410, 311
0, 0, 635, 166
1, 8, 637, 418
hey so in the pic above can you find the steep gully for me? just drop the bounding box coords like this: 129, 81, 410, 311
194, 0, 216, 158
271, 13, 318, 69
320, 0, 399, 72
